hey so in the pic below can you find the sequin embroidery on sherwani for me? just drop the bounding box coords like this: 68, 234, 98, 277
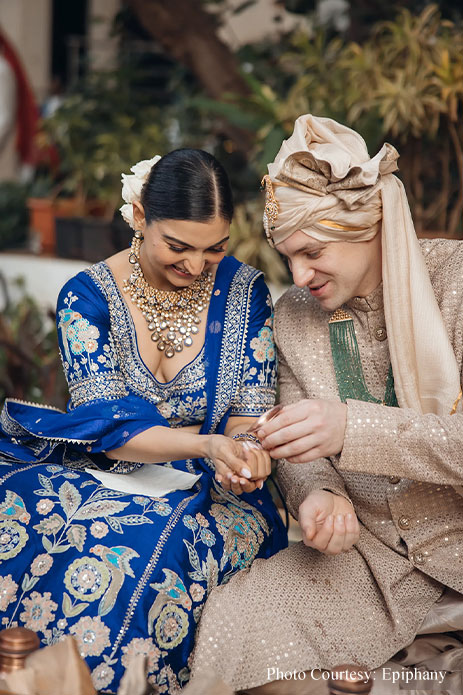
191, 239, 463, 692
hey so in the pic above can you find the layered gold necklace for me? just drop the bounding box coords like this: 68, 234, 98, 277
123, 231, 214, 358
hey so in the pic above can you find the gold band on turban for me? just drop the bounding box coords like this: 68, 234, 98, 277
264, 114, 460, 417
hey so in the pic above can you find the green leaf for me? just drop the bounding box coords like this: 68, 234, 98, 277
68, 602, 88, 617
52, 544, 72, 554
34, 489, 56, 497
114, 515, 153, 526
62, 592, 89, 618
33, 513, 65, 535
103, 655, 118, 666
38, 474, 54, 492
62, 591, 72, 616
66, 524, 87, 551
106, 516, 123, 534
42, 535, 53, 552
91, 488, 129, 500
183, 539, 201, 572
21, 573, 39, 592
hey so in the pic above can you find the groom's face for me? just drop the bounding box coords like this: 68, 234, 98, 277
276, 230, 382, 312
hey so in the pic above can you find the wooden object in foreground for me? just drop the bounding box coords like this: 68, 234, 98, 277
0, 627, 40, 674
328, 664, 373, 694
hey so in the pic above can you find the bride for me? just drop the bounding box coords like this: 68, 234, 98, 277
0, 149, 287, 693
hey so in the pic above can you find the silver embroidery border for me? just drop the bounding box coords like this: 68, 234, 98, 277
1, 399, 96, 445
110, 490, 198, 656
86, 263, 207, 407
210, 264, 262, 435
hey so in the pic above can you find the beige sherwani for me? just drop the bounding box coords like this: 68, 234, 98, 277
191, 238, 463, 691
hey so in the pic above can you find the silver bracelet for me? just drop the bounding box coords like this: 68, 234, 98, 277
231, 432, 262, 449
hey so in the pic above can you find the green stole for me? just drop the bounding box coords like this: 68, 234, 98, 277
328, 308, 398, 407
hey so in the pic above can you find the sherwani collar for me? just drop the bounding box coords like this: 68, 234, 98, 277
346, 283, 383, 313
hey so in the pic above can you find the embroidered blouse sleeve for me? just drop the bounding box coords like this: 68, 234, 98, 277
230, 275, 277, 417
52, 268, 169, 455
57, 270, 127, 408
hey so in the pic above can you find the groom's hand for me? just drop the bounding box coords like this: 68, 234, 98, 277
257, 399, 347, 463
299, 490, 359, 555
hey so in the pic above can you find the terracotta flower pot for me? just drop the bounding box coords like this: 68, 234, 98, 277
27, 197, 78, 255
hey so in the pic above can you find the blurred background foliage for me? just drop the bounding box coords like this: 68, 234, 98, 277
2, 0, 463, 408
0, 275, 68, 406
31, 1, 463, 285
188, 3, 463, 239
0, 182, 29, 250
37, 69, 169, 215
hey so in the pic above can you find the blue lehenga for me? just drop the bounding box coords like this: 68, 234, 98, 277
0, 256, 287, 693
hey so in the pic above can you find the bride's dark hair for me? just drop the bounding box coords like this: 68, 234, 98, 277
141, 149, 234, 224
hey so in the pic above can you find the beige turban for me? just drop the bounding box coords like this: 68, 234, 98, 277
264, 114, 461, 417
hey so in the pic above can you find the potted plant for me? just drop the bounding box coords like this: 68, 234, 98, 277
26, 173, 80, 254
0, 181, 30, 251
37, 70, 168, 260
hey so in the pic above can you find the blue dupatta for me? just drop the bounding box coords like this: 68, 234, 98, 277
0, 256, 275, 471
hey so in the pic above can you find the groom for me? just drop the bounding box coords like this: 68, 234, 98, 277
191, 114, 463, 694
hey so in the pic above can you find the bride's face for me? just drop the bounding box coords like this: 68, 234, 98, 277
132, 208, 230, 291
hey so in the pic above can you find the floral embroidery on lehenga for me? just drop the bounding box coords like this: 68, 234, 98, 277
70, 615, 111, 657
20, 591, 57, 631
0, 520, 28, 559
0, 258, 287, 693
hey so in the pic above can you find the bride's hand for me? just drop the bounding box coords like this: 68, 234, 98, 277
206, 434, 250, 479
218, 442, 271, 495
206, 435, 268, 495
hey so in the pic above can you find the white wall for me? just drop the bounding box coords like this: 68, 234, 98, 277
0, 252, 288, 311
215, 0, 309, 49
0, 253, 90, 312
0, 0, 52, 102
0, 0, 52, 180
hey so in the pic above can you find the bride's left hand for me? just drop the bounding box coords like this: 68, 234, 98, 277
216, 446, 270, 495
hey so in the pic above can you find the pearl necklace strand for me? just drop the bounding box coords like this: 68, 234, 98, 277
123, 231, 214, 358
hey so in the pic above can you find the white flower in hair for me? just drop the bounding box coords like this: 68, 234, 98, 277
130, 156, 161, 178
120, 174, 143, 204
120, 155, 162, 230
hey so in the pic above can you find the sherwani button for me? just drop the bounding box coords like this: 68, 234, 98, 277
389, 476, 401, 484
398, 516, 410, 530
412, 552, 426, 565
375, 326, 387, 341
